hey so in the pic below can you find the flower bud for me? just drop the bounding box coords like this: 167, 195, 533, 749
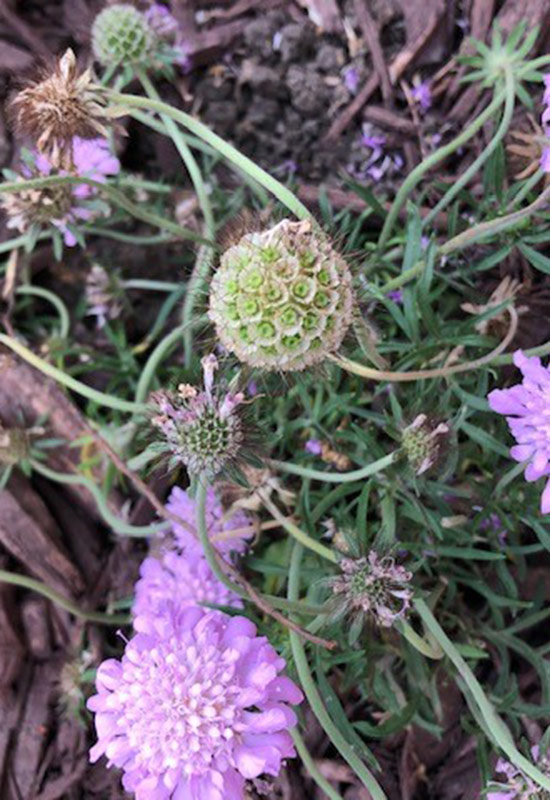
401, 413, 450, 476
208, 219, 354, 371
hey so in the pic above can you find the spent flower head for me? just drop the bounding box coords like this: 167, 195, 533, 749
151, 354, 245, 477
88, 606, 303, 799
329, 551, 413, 631
488, 350, 550, 513
1, 137, 119, 247
132, 548, 243, 629
401, 413, 450, 476
208, 219, 354, 372
166, 484, 253, 556
85, 264, 124, 327
11, 49, 109, 165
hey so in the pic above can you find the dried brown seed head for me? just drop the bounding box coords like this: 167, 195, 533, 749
10, 49, 110, 165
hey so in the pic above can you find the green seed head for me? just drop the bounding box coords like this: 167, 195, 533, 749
208, 219, 354, 371
92, 4, 154, 66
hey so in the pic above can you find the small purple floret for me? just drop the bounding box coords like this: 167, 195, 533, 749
304, 439, 323, 455
411, 80, 432, 112
488, 350, 550, 513
87, 606, 303, 800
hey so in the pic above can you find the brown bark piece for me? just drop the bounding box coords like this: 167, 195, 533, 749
295, 0, 342, 32
353, 0, 393, 104
0, 475, 84, 597
0, 579, 24, 688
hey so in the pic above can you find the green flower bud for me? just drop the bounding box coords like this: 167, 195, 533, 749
92, 4, 154, 66
401, 414, 450, 476
208, 219, 354, 371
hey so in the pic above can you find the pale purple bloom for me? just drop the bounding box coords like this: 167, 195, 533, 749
247, 380, 258, 396
17, 137, 120, 246
304, 439, 322, 455
343, 66, 359, 94
132, 549, 242, 628
362, 131, 386, 162
88, 607, 303, 800
411, 80, 432, 112
145, 3, 190, 69
166, 485, 252, 556
488, 350, 550, 513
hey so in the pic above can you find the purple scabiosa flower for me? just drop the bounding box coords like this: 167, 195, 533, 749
329, 551, 413, 629
144, 3, 190, 69
411, 80, 432, 113
2, 136, 119, 247
132, 549, 242, 629
304, 438, 323, 456
87, 607, 303, 800
166, 485, 253, 556
488, 350, 550, 513
151, 355, 245, 477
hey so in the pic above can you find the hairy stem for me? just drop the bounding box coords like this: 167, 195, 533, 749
270, 450, 399, 484
259, 491, 338, 562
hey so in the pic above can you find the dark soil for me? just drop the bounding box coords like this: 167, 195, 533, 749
1, 1, 550, 799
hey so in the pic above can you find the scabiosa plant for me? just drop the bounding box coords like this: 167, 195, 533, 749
10, 49, 110, 165
87, 607, 303, 799
401, 413, 450, 476
92, 4, 155, 67
1, 137, 120, 247
132, 548, 243, 629
151, 354, 245, 476
166, 485, 253, 555
329, 551, 413, 634
488, 350, 550, 513
208, 219, 354, 372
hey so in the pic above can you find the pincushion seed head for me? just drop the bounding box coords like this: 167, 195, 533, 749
401, 413, 450, 476
92, 4, 154, 67
208, 219, 355, 372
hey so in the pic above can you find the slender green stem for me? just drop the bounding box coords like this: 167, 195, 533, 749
288, 543, 388, 800
132, 286, 188, 353
414, 598, 550, 791
30, 460, 170, 538
260, 492, 338, 562
0, 175, 209, 246
108, 91, 313, 221
397, 619, 443, 659
83, 226, 177, 245
134, 323, 186, 404
0, 233, 34, 256
378, 89, 506, 250
492, 339, 550, 365
135, 71, 216, 370
424, 67, 515, 225
195, 476, 248, 599
16, 285, 70, 339
122, 279, 182, 292
0, 334, 145, 414
291, 729, 345, 800
377, 260, 425, 294
440, 183, 550, 255
0, 568, 130, 625
270, 450, 399, 484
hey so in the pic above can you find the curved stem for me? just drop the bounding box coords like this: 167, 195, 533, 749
424, 67, 515, 226
0, 569, 130, 626
288, 543, 388, 800
259, 491, 338, 563
134, 323, 186, 405
0, 334, 144, 414
270, 450, 399, 484
132, 287, 188, 354
329, 307, 518, 382
122, 279, 182, 292
195, 476, 248, 599
414, 598, 550, 791
397, 619, 443, 659
0, 175, 209, 246
16, 285, 70, 339
30, 460, 169, 538
108, 91, 313, 221
0, 233, 34, 256
377, 89, 505, 250
506, 168, 544, 210
291, 729, 345, 800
